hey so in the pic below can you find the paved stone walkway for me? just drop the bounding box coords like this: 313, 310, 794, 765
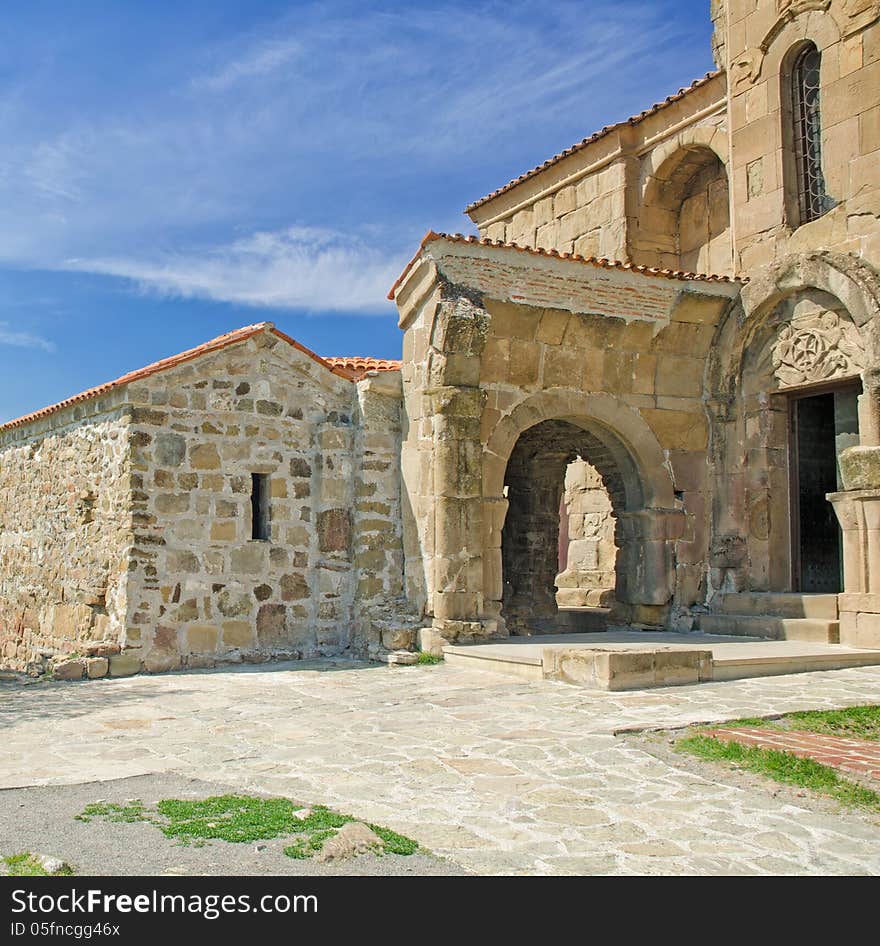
704, 728, 880, 782
2, 660, 880, 875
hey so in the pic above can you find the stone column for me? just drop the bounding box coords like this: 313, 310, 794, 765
481, 496, 509, 637
831, 444, 880, 648
828, 492, 865, 594
858, 367, 880, 448
429, 385, 485, 638
418, 293, 491, 651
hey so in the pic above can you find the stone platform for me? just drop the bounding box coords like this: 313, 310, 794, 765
442, 630, 880, 690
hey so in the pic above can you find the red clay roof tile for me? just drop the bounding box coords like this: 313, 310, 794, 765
323, 357, 402, 380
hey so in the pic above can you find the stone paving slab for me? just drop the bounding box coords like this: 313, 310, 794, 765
704, 728, 880, 781
2, 660, 880, 875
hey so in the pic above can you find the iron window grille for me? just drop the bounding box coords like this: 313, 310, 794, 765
791, 44, 834, 225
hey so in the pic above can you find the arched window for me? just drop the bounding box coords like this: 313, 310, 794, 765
790, 43, 832, 225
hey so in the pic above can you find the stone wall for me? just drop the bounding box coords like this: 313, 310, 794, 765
704, 0, 880, 607
726, 0, 880, 271
479, 296, 717, 628
394, 234, 739, 640
0, 326, 412, 677
351, 369, 416, 654
118, 331, 369, 673
0, 401, 132, 674
467, 73, 732, 276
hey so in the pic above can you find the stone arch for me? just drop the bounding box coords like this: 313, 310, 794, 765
635, 136, 732, 275
483, 389, 675, 507
481, 390, 682, 633
712, 252, 880, 400
706, 251, 880, 593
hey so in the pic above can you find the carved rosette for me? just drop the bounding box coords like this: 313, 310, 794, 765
772, 312, 865, 387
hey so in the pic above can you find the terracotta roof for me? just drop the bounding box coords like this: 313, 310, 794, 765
1, 322, 357, 433
323, 357, 402, 380
465, 71, 723, 213
388, 230, 740, 301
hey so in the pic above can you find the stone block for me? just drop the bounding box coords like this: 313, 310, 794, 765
85, 657, 108, 679
381, 626, 417, 650
281, 573, 309, 601
318, 508, 352, 553
418, 626, 451, 656
53, 658, 86, 681
543, 647, 712, 690
256, 604, 288, 647
155, 493, 190, 515
222, 621, 254, 649
839, 611, 880, 650
210, 521, 237, 542
109, 653, 142, 677
82, 641, 120, 658
144, 625, 180, 672
166, 550, 200, 573
189, 443, 221, 470
840, 446, 880, 490
642, 409, 708, 451
155, 433, 186, 467
230, 544, 268, 574
290, 457, 312, 478
186, 624, 219, 654
567, 539, 600, 571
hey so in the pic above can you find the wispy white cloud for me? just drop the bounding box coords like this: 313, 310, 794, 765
191, 39, 303, 92
0, 1, 711, 312
0, 321, 55, 352
66, 226, 406, 313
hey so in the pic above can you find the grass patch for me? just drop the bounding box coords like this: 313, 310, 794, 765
2, 853, 74, 877
367, 824, 420, 856
76, 794, 420, 860
678, 734, 880, 811
155, 795, 326, 844
76, 800, 148, 824
719, 705, 880, 742
416, 652, 444, 665
282, 830, 337, 860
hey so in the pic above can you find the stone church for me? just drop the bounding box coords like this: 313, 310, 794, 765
2, 0, 880, 682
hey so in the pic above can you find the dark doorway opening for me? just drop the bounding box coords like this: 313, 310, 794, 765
790, 383, 859, 592
501, 420, 633, 634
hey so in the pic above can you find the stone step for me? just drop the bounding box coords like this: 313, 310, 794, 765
442, 632, 880, 689
698, 614, 840, 643
717, 593, 838, 620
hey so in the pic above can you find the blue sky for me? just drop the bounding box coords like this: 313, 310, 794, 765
0, 0, 714, 422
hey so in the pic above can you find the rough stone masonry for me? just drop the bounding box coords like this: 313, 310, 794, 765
3, 0, 880, 678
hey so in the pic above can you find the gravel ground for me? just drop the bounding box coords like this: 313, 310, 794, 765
0, 774, 468, 876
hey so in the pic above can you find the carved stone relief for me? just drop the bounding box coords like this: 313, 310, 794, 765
842, 0, 880, 35
772, 311, 865, 387
732, 0, 834, 88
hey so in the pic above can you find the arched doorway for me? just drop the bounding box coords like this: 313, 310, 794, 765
498, 418, 680, 633
738, 289, 864, 592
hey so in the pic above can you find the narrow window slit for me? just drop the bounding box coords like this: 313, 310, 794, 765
251, 473, 270, 541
